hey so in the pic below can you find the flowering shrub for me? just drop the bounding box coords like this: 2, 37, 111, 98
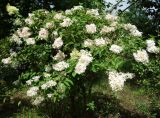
1, 6, 160, 105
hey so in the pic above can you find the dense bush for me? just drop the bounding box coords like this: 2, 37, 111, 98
1, 6, 160, 115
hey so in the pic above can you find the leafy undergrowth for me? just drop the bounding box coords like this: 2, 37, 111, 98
0, 78, 160, 118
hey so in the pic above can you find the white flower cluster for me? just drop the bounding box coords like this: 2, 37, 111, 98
45, 65, 52, 72
38, 28, 48, 39
32, 96, 44, 106
52, 37, 63, 49
84, 39, 94, 47
25, 38, 35, 45
53, 50, 65, 61
84, 37, 110, 47
54, 13, 65, 20
86, 9, 99, 16
72, 5, 83, 11
146, 40, 159, 53
17, 27, 31, 38
52, 61, 69, 71
25, 16, 34, 25
6, 4, 19, 15
46, 22, 54, 29
75, 50, 93, 74
94, 37, 106, 46
65, 9, 72, 15
123, 23, 142, 37
105, 14, 118, 21
26, 76, 41, 85
133, 49, 149, 64
100, 26, 115, 34
27, 86, 39, 97
109, 44, 123, 54
65, 5, 83, 15
86, 24, 97, 34
70, 49, 81, 60
10, 34, 22, 45
1, 57, 12, 65
47, 93, 53, 98
110, 21, 118, 27
43, 72, 51, 78
108, 71, 134, 91
60, 17, 73, 27
1, 52, 17, 65
41, 80, 57, 90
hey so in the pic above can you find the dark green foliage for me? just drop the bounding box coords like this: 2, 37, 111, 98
120, 0, 160, 38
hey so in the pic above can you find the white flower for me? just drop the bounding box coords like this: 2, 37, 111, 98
52, 61, 69, 71
26, 79, 33, 85
38, 28, 48, 39
110, 44, 123, 54
75, 63, 87, 74
105, 14, 117, 21
47, 94, 53, 98
32, 76, 41, 82
46, 22, 54, 29
27, 86, 39, 97
147, 46, 159, 53
86, 9, 99, 16
41, 83, 48, 90
86, 24, 97, 34
123, 23, 142, 37
53, 31, 58, 36
28, 13, 35, 18
52, 37, 63, 49
25, 18, 34, 25
1, 57, 12, 64
100, 26, 115, 34
146, 40, 155, 48
80, 50, 92, 58
32, 96, 44, 105
133, 49, 149, 64
54, 13, 65, 20
75, 50, 93, 74
45, 65, 52, 72
79, 53, 93, 65
26, 38, 35, 45
6, 4, 19, 15
110, 22, 118, 27
60, 18, 73, 27
10, 34, 22, 45
94, 37, 106, 46
65, 9, 72, 15
17, 27, 31, 38
12, 80, 20, 86
108, 71, 134, 91
47, 80, 57, 87
131, 30, 142, 37
43, 73, 51, 77
72, 5, 83, 11
53, 50, 65, 61
124, 23, 137, 31
146, 40, 159, 53
70, 49, 80, 59
41, 80, 57, 90
84, 39, 94, 47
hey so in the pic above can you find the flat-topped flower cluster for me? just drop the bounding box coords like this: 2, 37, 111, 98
1, 6, 160, 105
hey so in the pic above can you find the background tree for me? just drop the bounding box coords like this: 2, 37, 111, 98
0, 0, 106, 39
119, 0, 160, 38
